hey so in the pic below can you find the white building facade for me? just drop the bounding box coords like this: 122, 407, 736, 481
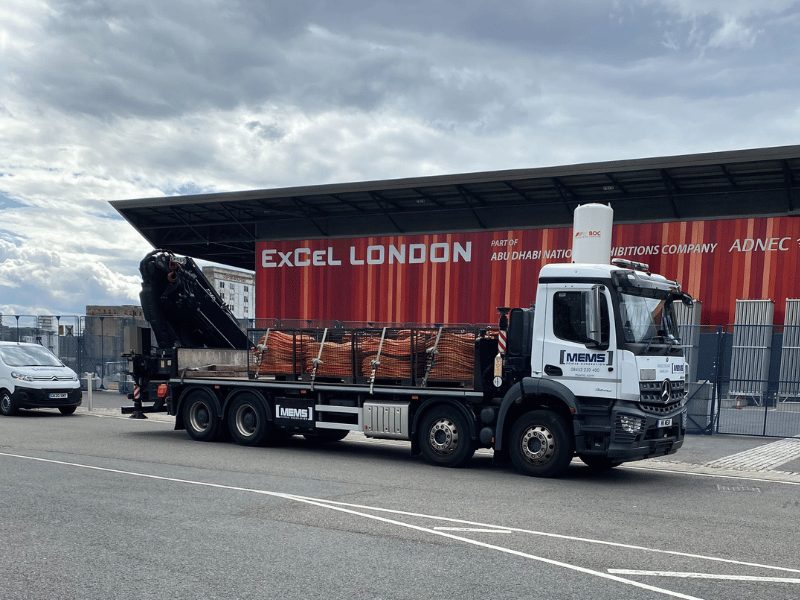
201, 266, 255, 320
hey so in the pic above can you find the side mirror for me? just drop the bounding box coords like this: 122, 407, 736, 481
585, 285, 606, 349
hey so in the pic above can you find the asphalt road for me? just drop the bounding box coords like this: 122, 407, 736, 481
1, 403, 798, 600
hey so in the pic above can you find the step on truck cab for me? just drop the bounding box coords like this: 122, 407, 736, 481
123, 203, 689, 477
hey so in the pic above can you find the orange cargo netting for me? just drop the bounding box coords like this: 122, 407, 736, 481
252, 327, 480, 385
253, 331, 311, 376
359, 330, 425, 380
305, 339, 353, 378
424, 331, 476, 382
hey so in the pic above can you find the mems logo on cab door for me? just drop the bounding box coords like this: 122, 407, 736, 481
559, 351, 613, 365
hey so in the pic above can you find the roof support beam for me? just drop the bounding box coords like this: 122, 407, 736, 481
167, 206, 210, 245
783, 160, 795, 212
552, 177, 575, 220
369, 192, 404, 233
660, 170, 681, 218
720, 164, 738, 188
505, 180, 533, 203
329, 193, 367, 213
291, 197, 328, 237
411, 188, 443, 207
604, 173, 628, 195
456, 185, 487, 229
217, 203, 254, 239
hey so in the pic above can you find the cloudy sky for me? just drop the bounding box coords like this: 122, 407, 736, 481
1, 0, 799, 317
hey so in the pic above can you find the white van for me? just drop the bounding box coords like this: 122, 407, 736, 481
0, 342, 82, 416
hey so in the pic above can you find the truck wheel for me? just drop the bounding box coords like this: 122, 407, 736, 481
303, 430, 349, 444
58, 406, 77, 416
419, 407, 475, 468
509, 410, 573, 477
1, 391, 18, 416
182, 392, 221, 442
580, 456, 623, 471
227, 394, 269, 446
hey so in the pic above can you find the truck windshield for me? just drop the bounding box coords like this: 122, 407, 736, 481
618, 292, 681, 348
0, 345, 63, 367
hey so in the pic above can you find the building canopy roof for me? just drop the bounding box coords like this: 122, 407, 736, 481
110, 145, 800, 270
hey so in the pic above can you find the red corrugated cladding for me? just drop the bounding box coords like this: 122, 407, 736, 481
256, 215, 800, 326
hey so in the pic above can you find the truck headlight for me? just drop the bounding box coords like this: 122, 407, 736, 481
11, 371, 33, 382
619, 415, 644, 434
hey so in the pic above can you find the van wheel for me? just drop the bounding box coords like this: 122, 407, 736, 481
0, 392, 18, 416
59, 406, 77, 416
182, 391, 221, 442
418, 407, 475, 468
227, 394, 269, 446
509, 410, 573, 477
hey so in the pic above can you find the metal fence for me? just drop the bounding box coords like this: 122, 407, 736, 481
0, 315, 146, 392
684, 324, 800, 437
2, 314, 799, 436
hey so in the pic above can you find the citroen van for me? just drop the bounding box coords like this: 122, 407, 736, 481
0, 342, 82, 416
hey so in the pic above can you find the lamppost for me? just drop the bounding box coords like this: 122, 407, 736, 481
14, 315, 19, 342
99, 316, 105, 390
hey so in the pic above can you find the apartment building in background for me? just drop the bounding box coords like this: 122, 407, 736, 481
201, 266, 255, 320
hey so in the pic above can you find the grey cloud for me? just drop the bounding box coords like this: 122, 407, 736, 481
1, 0, 800, 316
12, 0, 795, 127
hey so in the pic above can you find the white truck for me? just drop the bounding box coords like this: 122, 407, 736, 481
124, 204, 690, 477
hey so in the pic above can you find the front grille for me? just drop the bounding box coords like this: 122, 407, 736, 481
638, 400, 683, 415
31, 375, 75, 381
639, 379, 685, 403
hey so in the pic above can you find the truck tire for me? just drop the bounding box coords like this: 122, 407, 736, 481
303, 430, 349, 444
509, 410, 573, 477
182, 391, 221, 442
418, 407, 475, 468
227, 394, 269, 446
1, 391, 18, 416
580, 455, 623, 471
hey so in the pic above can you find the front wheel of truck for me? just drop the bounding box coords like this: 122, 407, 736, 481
182, 391, 221, 442
509, 410, 573, 477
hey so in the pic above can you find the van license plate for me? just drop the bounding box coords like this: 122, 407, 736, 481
49, 393, 68, 399
657, 418, 672, 428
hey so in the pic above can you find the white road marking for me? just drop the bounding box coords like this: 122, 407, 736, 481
705, 438, 800, 471
287, 497, 800, 575
608, 569, 800, 583
433, 527, 513, 533
0, 451, 704, 600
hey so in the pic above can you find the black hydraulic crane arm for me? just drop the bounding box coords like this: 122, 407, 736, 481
138, 250, 251, 350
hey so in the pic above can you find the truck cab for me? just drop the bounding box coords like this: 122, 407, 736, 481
499, 259, 688, 474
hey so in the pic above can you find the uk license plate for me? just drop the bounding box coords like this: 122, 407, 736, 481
49, 392, 68, 399
657, 418, 672, 428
